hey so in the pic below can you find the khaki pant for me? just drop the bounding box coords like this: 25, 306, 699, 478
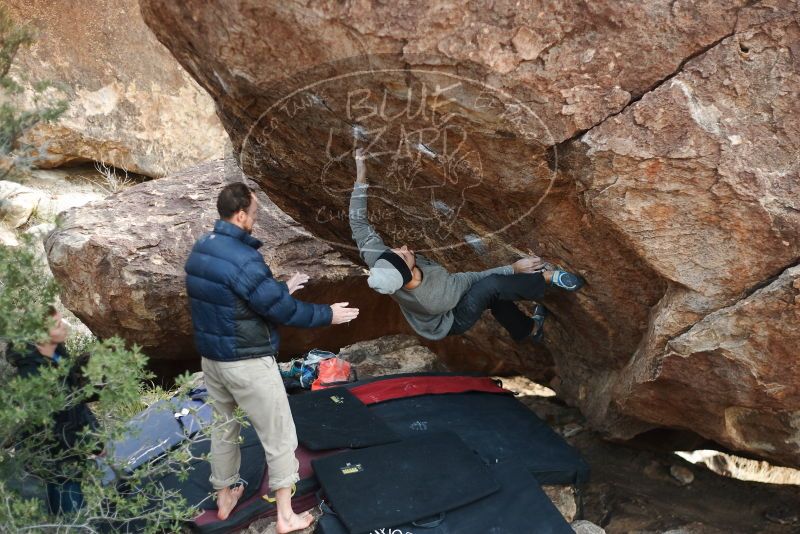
201, 356, 300, 492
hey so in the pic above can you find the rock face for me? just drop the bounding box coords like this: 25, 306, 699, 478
135, 0, 800, 466
0, 169, 105, 229
0, 226, 18, 247
571, 520, 606, 534
45, 160, 544, 374
570, 4, 800, 465
4, 0, 228, 177
542, 485, 577, 523
679, 449, 800, 486
337, 334, 445, 378
622, 266, 800, 466
0, 181, 44, 228
45, 159, 364, 362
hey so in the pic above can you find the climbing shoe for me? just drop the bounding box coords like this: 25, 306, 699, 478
531, 304, 548, 343
550, 270, 585, 291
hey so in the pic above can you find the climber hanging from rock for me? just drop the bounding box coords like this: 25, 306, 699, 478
349, 148, 584, 345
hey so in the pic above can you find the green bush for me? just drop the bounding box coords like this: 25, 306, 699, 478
0, 8, 232, 532
0, 235, 226, 533
0, 5, 68, 181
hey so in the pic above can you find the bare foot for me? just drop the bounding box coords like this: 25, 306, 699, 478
216, 484, 244, 520
276, 510, 314, 533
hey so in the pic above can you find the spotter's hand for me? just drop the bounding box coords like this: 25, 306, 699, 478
330, 302, 360, 324
287, 272, 309, 294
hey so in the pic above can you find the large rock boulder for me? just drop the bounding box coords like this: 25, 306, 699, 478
1, 170, 105, 228
139, 0, 746, 146
4, 0, 228, 177
568, 3, 800, 465
45, 159, 547, 377
616, 266, 800, 466
45, 159, 367, 363
0, 181, 44, 228
137, 0, 800, 465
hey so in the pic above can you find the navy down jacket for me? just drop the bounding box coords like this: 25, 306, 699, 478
184, 220, 333, 361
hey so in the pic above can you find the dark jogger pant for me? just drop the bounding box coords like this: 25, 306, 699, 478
448, 273, 547, 341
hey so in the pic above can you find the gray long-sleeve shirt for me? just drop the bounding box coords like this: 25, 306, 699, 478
349, 183, 513, 340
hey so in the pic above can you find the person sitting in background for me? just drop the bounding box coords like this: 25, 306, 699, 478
9, 306, 97, 516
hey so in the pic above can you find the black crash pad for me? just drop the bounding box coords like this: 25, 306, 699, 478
289, 387, 400, 450
315, 460, 574, 534
311, 432, 500, 534
369, 392, 590, 485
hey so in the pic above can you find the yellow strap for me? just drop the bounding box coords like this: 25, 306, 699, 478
262, 483, 296, 503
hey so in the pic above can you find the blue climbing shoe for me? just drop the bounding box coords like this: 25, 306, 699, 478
550, 270, 585, 291
529, 304, 548, 343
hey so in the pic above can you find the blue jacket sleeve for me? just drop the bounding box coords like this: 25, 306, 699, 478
232, 258, 333, 328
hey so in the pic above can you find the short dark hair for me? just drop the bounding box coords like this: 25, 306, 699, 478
217, 183, 256, 219
42, 305, 58, 330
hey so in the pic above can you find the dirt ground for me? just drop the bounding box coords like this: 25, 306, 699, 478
517, 390, 800, 534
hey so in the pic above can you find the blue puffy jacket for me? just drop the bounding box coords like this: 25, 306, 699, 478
184, 220, 333, 361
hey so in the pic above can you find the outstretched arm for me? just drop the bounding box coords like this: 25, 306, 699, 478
233, 259, 333, 328
450, 256, 546, 290
350, 148, 388, 268
450, 265, 514, 288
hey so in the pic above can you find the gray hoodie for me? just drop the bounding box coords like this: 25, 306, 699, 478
349, 183, 513, 340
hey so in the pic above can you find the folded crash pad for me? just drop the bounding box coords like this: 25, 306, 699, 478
368, 391, 590, 485
312, 431, 500, 534
100, 391, 213, 483
315, 460, 574, 534
289, 387, 400, 450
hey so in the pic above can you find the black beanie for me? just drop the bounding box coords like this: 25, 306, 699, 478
377, 250, 413, 285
